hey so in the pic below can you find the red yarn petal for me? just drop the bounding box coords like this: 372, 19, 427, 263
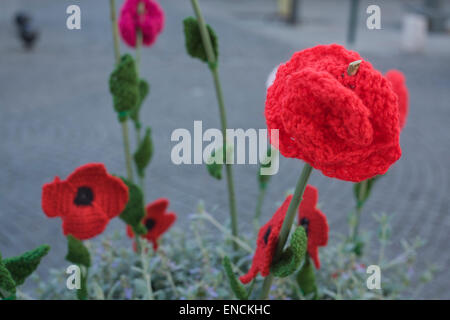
309, 245, 321, 269
240, 195, 292, 284
298, 185, 329, 269
385, 70, 409, 130
66, 163, 129, 219
42, 177, 73, 218
145, 198, 169, 218
266, 44, 401, 182
62, 203, 109, 240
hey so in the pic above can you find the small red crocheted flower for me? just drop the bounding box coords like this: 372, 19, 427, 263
297, 185, 328, 269
127, 198, 176, 250
240, 195, 292, 284
42, 163, 129, 240
118, 0, 164, 48
265, 44, 402, 182
385, 70, 409, 130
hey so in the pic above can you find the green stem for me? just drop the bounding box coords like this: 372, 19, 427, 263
109, 0, 135, 183
121, 120, 134, 182
352, 179, 368, 240
140, 241, 154, 300
253, 187, 267, 233
259, 163, 313, 299
190, 0, 239, 247
109, 0, 121, 64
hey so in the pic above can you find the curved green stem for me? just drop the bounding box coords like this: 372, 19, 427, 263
259, 163, 313, 299
190, 0, 239, 248
253, 187, 267, 233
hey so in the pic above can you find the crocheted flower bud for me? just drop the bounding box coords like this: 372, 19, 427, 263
118, 0, 164, 48
109, 54, 140, 122
127, 198, 177, 251
266, 44, 402, 182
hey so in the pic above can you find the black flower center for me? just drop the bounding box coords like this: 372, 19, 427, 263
300, 217, 309, 236
145, 218, 156, 231
74, 186, 94, 206
263, 226, 272, 245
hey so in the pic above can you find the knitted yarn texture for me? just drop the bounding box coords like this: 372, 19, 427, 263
265, 44, 402, 182
42, 163, 129, 240
119, 0, 164, 48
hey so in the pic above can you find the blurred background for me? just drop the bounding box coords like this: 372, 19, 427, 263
0, 0, 449, 298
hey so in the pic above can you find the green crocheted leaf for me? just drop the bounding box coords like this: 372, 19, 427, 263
272, 226, 307, 278
3, 245, 50, 287
0, 258, 16, 299
130, 79, 150, 129
134, 127, 154, 178
353, 175, 380, 207
223, 256, 248, 300
119, 177, 147, 235
205, 144, 233, 180
258, 147, 273, 190
296, 257, 318, 299
183, 17, 219, 63
66, 236, 90, 268
109, 54, 140, 121
206, 148, 223, 180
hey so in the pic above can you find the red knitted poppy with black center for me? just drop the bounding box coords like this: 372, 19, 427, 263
298, 185, 329, 269
385, 70, 409, 130
240, 195, 292, 284
127, 198, 176, 250
42, 163, 129, 240
265, 44, 402, 182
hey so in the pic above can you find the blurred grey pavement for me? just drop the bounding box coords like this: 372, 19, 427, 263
0, 0, 449, 298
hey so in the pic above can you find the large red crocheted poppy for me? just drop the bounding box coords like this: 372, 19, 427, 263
297, 185, 328, 269
127, 198, 176, 250
385, 70, 409, 130
42, 163, 129, 240
119, 0, 164, 48
240, 195, 292, 284
266, 44, 401, 182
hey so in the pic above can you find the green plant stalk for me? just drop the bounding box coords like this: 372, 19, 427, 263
253, 187, 267, 233
135, 2, 144, 146
121, 120, 134, 182
109, 0, 135, 182
158, 249, 179, 298
109, 0, 121, 64
140, 243, 154, 300
190, 0, 239, 248
351, 179, 368, 241
109, 0, 141, 252
259, 163, 313, 299
135, 28, 146, 193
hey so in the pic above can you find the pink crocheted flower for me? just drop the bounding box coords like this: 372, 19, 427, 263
119, 0, 164, 48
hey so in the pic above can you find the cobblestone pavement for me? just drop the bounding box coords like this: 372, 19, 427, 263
0, 0, 449, 298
